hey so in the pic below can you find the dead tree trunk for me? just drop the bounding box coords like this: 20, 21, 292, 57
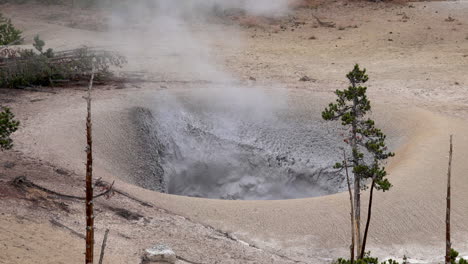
360, 179, 375, 259
445, 135, 453, 264
344, 151, 355, 263
85, 70, 95, 264
98, 229, 110, 264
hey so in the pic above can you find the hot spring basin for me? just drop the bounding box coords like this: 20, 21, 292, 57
91, 85, 404, 200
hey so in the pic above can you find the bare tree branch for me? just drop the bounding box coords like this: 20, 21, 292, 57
12, 176, 114, 201
50, 219, 86, 239
445, 135, 453, 264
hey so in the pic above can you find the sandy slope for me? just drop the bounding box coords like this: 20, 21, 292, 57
1, 1, 468, 263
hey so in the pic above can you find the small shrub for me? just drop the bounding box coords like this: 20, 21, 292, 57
0, 13, 23, 45
332, 252, 400, 264
451, 249, 468, 264
33, 35, 45, 53
402, 255, 408, 264
32, 35, 54, 57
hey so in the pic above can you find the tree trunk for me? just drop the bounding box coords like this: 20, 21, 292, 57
351, 81, 361, 256
445, 135, 453, 264
353, 164, 361, 256
85, 71, 95, 264
360, 179, 375, 259
344, 151, 355, 263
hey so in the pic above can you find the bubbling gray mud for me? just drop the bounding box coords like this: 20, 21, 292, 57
129, 87, 351, 200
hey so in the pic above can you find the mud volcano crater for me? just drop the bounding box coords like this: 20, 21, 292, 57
109, 87, 379, 200
98, 87, 402, 200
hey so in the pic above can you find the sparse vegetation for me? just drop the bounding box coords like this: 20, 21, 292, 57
0, 13, 23, 45
0, 36, 126, 88
333, 252, 401, 264
450, 249, 468, 264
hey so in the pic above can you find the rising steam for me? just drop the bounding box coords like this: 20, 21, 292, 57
100, 0, 347, 200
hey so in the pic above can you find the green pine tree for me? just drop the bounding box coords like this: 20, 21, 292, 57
0, 107, 19, 150
0, 13, 23, 45
322, 64, 394, 259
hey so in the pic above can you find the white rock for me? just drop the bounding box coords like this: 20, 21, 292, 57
143, 245, 177, 263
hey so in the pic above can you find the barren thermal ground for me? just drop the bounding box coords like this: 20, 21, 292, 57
1, 1, 468, 263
